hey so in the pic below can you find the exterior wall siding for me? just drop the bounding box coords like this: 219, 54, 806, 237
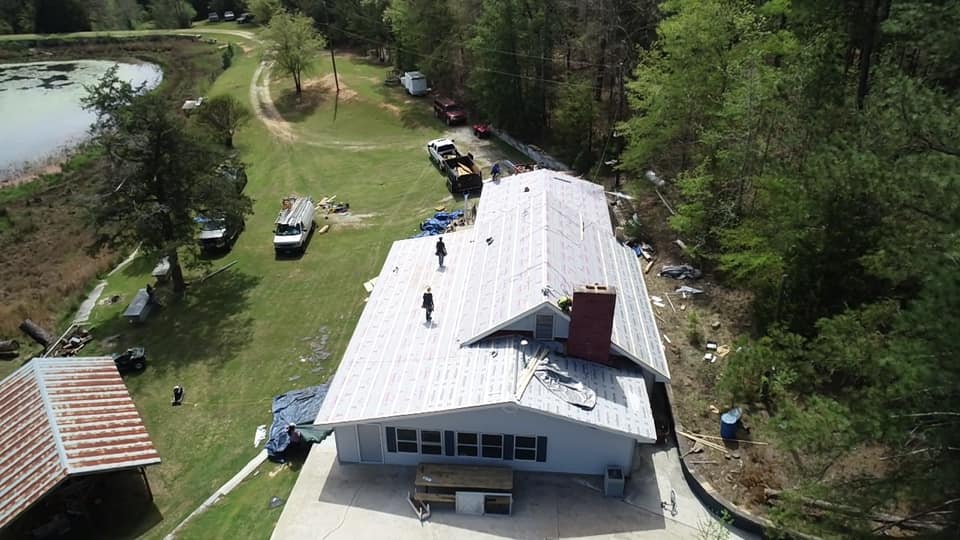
334, 408, 636, 475
334, 426, 360, 463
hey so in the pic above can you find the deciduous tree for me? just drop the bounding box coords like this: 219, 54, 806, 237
194, 94, 251, 148
263, 11, 326, 96
83, 67, 252, 293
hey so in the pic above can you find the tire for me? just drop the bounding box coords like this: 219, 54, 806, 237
134, 361, 144, 371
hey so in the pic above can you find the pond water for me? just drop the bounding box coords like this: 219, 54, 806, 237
0, 60, 163, 177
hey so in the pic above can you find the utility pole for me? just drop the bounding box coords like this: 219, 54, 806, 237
330, 48, 340, 93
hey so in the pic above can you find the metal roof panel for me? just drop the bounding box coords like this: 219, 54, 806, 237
0, 357, 160, 529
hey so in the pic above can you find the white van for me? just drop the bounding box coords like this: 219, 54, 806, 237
401, 71, 428, 96
274, 196, 315, 254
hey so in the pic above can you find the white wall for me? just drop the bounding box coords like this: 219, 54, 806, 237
334, 407, 636, 475
334, 426, 360, 463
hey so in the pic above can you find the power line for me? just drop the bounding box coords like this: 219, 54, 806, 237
330, 8, 624, 70
326, 24, 603, 90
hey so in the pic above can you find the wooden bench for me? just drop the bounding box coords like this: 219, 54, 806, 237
413, 492, 456, 504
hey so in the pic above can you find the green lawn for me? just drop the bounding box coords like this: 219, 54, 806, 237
70, 34, 467, 539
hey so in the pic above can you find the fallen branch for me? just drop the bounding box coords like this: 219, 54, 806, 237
895, 412, 960, 418
200, 261, 238, 283
665, 293, 677, 313
655, 188, 676, 216
764, 489, 945, 532
871, 498, 960, 534
689, 433, 769, 446
677, 431, 730, 454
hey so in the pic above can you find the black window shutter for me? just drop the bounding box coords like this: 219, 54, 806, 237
444, 430, 455, 456
385, 427, 397, 453
536, 436, 547, 462
503, 435, 514, 461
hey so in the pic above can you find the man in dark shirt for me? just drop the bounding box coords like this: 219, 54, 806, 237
422, 287, 434, 322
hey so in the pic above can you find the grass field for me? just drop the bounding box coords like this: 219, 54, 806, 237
51, 32, 486, 539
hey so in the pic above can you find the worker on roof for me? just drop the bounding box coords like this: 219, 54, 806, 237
436, 237, 447, 268
422, 287, 434, 323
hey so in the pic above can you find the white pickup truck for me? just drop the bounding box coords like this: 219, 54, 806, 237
427, 139, 483, 194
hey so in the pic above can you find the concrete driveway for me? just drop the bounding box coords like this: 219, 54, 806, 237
271, 435, 754, 539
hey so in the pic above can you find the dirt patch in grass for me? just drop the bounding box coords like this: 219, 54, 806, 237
272, 74, 359, 124
380, 102, 402, 117
319, 212, 378, 229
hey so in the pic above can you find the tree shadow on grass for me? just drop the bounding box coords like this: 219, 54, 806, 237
376, 85, 436, 130
90, 269, 261, 374
273, 84, 326, 123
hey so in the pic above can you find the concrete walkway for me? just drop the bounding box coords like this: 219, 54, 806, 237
271, 435, 754, 540
165, 450, 269, 539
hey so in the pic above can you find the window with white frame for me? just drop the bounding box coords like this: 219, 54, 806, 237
457, 432, 478, 456
514, 435, 538, 461
420, 430, 442, 455
534, 314, 554, 340
396, 428, 418, 453
481, 434, 503, 458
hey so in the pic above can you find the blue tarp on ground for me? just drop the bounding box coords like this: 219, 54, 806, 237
411, 209, 464, 238
265, 384, 330, 461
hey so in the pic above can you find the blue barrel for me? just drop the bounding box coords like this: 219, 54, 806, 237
720, 407, 742, 439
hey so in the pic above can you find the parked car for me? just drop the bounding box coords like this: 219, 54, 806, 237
433, 97, 467, 125
113, 347, 146, 373
208, 12, 219, 23
223, 11, 235, 21
196, 215, 244, 252
237, 12, 255, 24
274, 196, 316, 254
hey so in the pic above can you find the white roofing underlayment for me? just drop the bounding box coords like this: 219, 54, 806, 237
314, 170, 668, 441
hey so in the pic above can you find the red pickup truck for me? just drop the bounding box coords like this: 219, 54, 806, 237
433, 97, 467, 125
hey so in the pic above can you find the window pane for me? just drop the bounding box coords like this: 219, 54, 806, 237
457, 445, 478, 457
397, 429, 417, 442
457, 432, 477, 445
481, 434, 502, 446
515, 436, 536, 449
515, 448, 536, 461
397, 441, 418, 453
421, 443, 442, 455
482, 446, 503, 459
421, 430, 441, 443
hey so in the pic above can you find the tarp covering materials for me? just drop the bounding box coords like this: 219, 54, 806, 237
265, 384, 330, 460
412, 209, 464, 238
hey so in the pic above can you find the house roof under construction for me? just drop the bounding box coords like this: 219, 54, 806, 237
0, 357, 161, 530
314, 170, 668, 440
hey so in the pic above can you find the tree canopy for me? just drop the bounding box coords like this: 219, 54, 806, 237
620, 0, 960, 534
263, 10, 327, 96
83, 67, 253, 293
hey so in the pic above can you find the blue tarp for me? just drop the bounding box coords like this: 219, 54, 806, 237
265, 384, 330, 461
411, 209, 464, 238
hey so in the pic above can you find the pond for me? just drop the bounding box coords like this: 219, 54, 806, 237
0, 60, 163, 179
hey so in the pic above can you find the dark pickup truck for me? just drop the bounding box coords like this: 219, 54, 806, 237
433, 97, 467, 125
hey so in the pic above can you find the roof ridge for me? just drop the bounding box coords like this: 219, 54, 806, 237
32, 359, 71, 472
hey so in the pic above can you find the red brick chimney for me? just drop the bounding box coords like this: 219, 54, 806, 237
567, 284, 617, 366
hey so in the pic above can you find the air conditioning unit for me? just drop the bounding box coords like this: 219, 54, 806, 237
604, 466, 625, 497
